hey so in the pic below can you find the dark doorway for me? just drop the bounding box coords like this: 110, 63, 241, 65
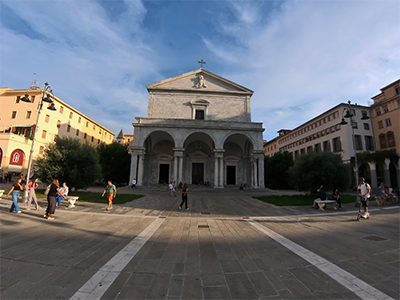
226, 165, 236, 185
159, 164, 169, 184
192, 163, 204, 184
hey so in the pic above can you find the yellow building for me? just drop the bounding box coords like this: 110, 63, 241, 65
370, 79, 400, 188
0, 86, 115, 179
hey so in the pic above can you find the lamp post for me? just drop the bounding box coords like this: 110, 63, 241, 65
339, 100, 370, 186
20, 82, 56, 200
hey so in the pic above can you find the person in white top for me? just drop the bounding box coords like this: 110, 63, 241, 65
56, 182, 69, 207
357, 177, 371, 218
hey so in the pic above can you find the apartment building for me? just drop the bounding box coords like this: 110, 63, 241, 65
0, 86, 115, 178
370, 79, 400, 188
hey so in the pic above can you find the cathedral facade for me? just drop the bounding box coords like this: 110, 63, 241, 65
129, 68, 265, 188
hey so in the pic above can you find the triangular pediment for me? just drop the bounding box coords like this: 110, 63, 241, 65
146, 68, 253, 95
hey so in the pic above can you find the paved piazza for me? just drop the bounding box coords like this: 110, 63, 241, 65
0, 186, 399, 300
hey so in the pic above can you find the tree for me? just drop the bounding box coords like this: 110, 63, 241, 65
36, 137, 101, 190
288, 152, 350, 195
264, 152, 294, 189
97, 142, 130, 185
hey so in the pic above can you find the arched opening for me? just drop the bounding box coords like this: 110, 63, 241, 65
223, 134, 254, 187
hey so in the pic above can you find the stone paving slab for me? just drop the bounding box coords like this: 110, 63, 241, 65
0, 189, 399, 300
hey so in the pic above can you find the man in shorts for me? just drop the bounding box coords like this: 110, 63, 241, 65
357, 177, 371, 218
102, 180, 116, 211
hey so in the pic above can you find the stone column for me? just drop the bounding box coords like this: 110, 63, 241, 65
173, 148, 184, 184
257, 155, 264, 188
213, 149, 224, 188
253, 159, 258, 188
129, 147, 145, 186
383, 158, 391, 187
129, 152, 138, 186
367, 162, 377, 189
138, 154, 145, 186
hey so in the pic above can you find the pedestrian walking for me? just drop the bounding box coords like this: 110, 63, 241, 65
102, 180, 116, 211
179, 183, 189, 210
25, 178, 40, 210
44, 179, 65, 220
168, 181, 176, 197
130, 178, 136, 190
6, 178, 23, 214
357, 177, 371, 219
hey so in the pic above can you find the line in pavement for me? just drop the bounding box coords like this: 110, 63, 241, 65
247, 219, 394, 300
70, 217, 165, 300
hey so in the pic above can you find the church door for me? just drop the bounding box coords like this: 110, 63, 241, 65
159, 164, 169, 184
192, 163, 204, 184
226, 165, 236, 185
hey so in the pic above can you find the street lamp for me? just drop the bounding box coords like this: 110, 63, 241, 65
20, 82, 56, 200
339, 100, 370, 186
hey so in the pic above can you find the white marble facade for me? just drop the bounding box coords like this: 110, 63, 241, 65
130, 68, 265, 188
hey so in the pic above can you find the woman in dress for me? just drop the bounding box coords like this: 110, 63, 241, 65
25, 178, 40, 210
7, 178, 23, 213
179, 183, 189, 210
44, 179, 66, 220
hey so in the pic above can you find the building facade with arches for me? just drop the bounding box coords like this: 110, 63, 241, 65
129, 68, 265, 188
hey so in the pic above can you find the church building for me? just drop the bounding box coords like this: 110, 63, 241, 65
129, 67, 265, 188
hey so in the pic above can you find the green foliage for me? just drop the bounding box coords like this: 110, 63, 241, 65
264, 151, 294, 189
97, 142, 130, 185
36, 137, 101, 190
288, 152, 350, 195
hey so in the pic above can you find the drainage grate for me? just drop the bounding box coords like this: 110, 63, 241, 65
198, 225, 210, 228
201, 212, 211, 215
363, 235, 388, 242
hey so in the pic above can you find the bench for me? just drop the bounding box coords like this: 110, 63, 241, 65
315, 199, 337, 211
67, 196, 79, 208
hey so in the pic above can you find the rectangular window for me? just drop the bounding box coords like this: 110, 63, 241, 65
365, 136, 374, 151
379, 134, 387, 149
39, 146, 44, 154
395, 86, 400, 95
45, 114, 50, 123
387, 132, 395, 147
314, 143, 321, 153
91, 136, 94, 142
67, 125, 71, 132
25, 111, 32, 119
385, 119, 391, 127
42, 130, 47, 139
84, 133, 87, 139
332, 137, 342, 152
93, 125, 96, 131
354, 135, 363, 150
376, 109, 381, 116
31, 96, 35, 103
382, 106, 389, 113
76, 129, 79, 136
195, 109, 205, 120
78, 117, 81, 124
99, 129, 101, 134
57, 120, 61, 128
69, 112, 73, 119
323, 141, 330, 152
98, 139, 100, 144
378, 121, 383, 129
363, 123, 370, 130
307, 146, 313, 154
15, 96, 21, 103
86, 121, 89, 127
60, 106, 64, 114
11, 111, 17, 119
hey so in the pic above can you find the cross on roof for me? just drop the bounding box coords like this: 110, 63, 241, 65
198, 59, 206, 68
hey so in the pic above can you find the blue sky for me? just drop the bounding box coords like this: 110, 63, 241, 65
1, 0, 399, 141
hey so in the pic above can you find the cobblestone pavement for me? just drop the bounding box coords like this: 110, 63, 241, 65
0, 186, 398, 300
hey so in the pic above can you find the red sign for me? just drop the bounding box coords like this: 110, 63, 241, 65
9, 149, 25, 166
